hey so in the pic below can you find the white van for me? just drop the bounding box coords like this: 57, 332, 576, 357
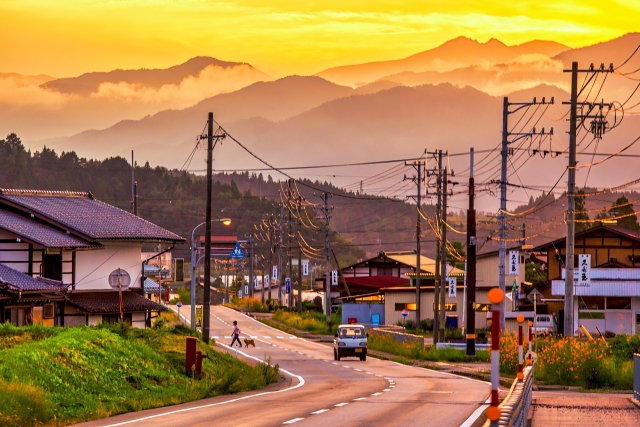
333, 324, 368, 361
533, 314, 557, 335
487, 311, 558, 335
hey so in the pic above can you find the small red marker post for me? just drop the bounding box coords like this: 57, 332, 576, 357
517, 315, 524, 381
487, 288, 504, 424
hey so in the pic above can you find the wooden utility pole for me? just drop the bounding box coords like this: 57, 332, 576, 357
439, 166, 448, 343
466, 148, 477, 355
434, 150, 443, 344
202, 112, 213, 343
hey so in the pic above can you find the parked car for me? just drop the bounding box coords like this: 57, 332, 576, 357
533, 314, 557, 335
333, 324, 368, 361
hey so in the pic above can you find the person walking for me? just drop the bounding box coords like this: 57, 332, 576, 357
230, 320, 242, 347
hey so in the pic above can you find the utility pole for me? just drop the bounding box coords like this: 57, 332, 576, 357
298, 196, 303, 314
131, 150, 135, 214
288, 179, 293, 309
499, 96, 554, 331
438, 165, 448, 343
202, 112, 214, 343
321, 192, 333, 320
433, 150, 443, 345
466, 148, 477, 356
133, 181, 138, 216
278, 204, 284, 306
404, 157, 426, 325
268, 216, 274, 302
248, 235, 254, 298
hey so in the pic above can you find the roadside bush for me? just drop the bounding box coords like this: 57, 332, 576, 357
609, 334, 640, 360
0, 379, 54, 426
419, 318, 434, 332
273, 310, 340, 334
367, 333, 489, 362
228, 297, 269, 313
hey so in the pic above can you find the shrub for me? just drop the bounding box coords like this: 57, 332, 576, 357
367, 333, 489, 362
419, 318, 434, 332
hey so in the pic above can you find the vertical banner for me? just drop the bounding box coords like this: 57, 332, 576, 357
578, 254, 591, 287
254, 278, 259, 289
285, 278, 291, 294
196, 306, 203, 327
509, 250, 520, 276
244, 285, 249, 295
448, 276, 457, 298
302, 262, 309, 276
272, 266, 278, 280
331, 270, 338, 285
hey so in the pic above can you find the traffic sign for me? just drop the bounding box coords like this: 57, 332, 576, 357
176, 301, 183, 308
230, 243, 245, 259
525, 350, 538, 363
108, 268, 131, 291
527, 289, 543, 303
401, 309, 409, 317
285, 278, 291, 294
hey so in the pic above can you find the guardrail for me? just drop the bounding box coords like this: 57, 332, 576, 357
370, 327, 425, 346
634, 353, 639, 403
483, 365, 534, 427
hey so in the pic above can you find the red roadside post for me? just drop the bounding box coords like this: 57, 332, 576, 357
517, 315, 524, 381
487, 288, 504, 425
527, 320, 533, 366
186, 336, 197, 375
195, 350, 203, 376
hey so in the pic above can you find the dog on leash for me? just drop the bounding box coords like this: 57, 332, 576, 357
244, 338, 256, 348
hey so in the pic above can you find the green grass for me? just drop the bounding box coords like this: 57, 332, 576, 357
272, 310, 341, 335
256, 317, 300, 336
0, 323, 279, 426
367, 333, 490, 363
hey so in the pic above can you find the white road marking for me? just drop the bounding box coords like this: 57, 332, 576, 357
371, 393, 381, 396
353, 397, 366, 401
276, 336, 284, 339
283, 418, 304, 424
389, 386, 395, 388
224, 336, 232, 339
289, 336, 297, 339
263, 336, 271, 339
334, 403, 349, 407
365, 372, 373, 374
354, 369, 362, 372
426, 391, 453, 394
332, 362, 339, 365
311, 409, 329, 415
343, 365, 350, 368
383, 389, 391, 392
460, 396, 491, 427
212, 336, 219, 339
105, 310, 307, 427
375, 374, 382, 377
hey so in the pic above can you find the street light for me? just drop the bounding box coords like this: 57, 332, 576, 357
191, 218, 231, 329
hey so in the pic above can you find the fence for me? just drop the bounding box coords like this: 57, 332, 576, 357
634, 353, 640, 403
370, 327, 425, 346
483, 365, 534, 427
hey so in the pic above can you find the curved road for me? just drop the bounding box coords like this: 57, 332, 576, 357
76, 306, 489, 427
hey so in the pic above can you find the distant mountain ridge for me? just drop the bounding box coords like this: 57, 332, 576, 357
41, 56, 270, 95
316, 36, 570, 86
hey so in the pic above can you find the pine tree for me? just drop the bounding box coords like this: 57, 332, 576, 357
609, 196, 640, 230
575, 189, 591, 232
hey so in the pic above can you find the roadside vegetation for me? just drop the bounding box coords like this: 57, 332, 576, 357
273, 309, 341, 335
0, 322, 279, 426
367, 333, 490, 362
500, 333, 639, 389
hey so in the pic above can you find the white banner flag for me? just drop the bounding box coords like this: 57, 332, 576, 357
509, 250, 520, 276
331, 270, 338, 285
578, 254, 591, 287
448, 276, 457, 298
272, 266, 278, 280
302, 262, 309, 276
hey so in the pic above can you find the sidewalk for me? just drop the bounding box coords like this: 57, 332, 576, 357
531, 391, 640, 426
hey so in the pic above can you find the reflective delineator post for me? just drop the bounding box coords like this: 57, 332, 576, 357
517, 315, 524, 381
487, 288, 504, 424
527, 320, 533, 365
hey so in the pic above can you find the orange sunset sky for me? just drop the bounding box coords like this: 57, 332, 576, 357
1, 0, 638, 78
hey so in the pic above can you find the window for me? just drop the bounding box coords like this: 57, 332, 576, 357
338, 327, 365, 337
42, 254, 62, 281
536, 316, 551, 323
43, 303, 54, 319
578, 297, 605, 310
445, 303, 457, 312
395, 303, 416, 311
606, 297, 631, 310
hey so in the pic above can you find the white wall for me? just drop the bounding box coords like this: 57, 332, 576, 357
75, 242, 143, 291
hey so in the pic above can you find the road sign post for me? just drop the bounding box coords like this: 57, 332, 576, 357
108, 268, 131, 322
401, 308, 409, 326
176, 300, 183, 324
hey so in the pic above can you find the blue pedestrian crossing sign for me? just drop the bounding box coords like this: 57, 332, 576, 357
230, 242, 245, 259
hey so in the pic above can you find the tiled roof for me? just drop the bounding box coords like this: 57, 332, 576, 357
143, 277, 165, 294
67, 291, 167, 314
0, 209, 98, 248
0, 264, 67, 292
533, 224, 640, 251
0, 189, 185, 242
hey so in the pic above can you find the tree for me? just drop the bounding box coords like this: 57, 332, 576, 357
609, 196, 640, 230
574, 189, 591, 232
446, 241, 466, 271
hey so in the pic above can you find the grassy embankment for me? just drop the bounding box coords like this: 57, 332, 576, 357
0, 322, 279, 426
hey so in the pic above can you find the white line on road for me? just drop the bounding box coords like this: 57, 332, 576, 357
264, 336, 272, 339
354, 369, 362, 372
426, 391, 453, 394
311, 409, 329, 415
334, 403, 349, 407
365, 372, 372, 374
276, 336, 284, 339
283, 418, 304, 424
353, 397, 366, 401
382, 389, 390, 392
371, 393, 381, 396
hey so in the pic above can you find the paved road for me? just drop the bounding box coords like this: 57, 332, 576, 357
76, 306, 490, 427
